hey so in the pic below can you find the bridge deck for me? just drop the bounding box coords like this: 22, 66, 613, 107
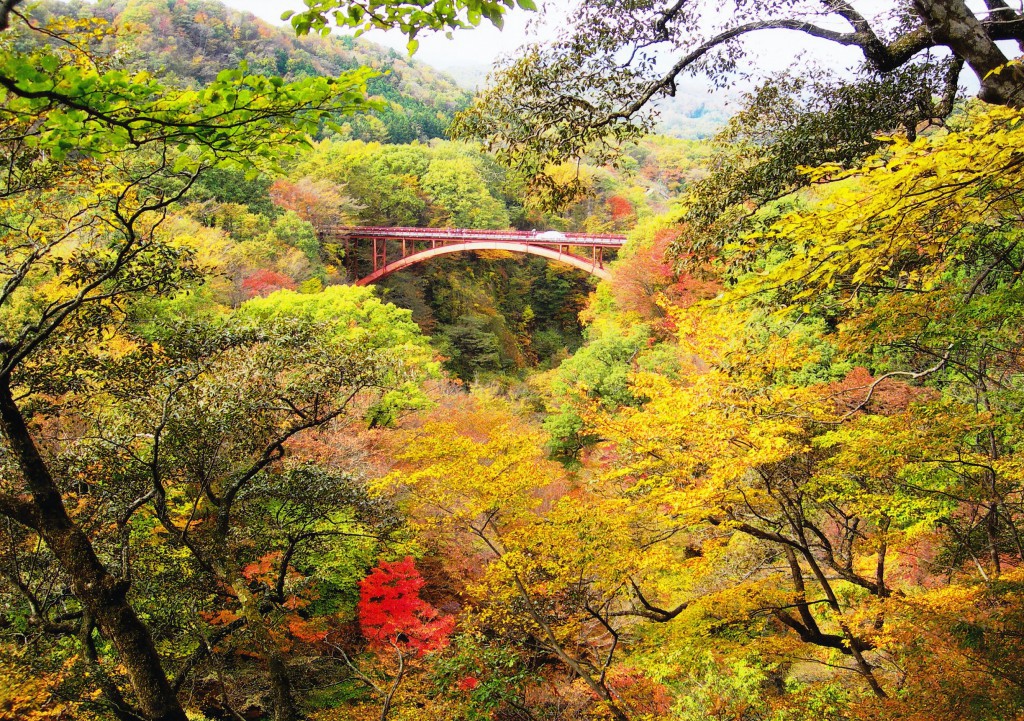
328, 226, 627, 248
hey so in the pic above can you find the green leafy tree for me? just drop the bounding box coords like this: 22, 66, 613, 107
422, 156, 510, 228
190, 166, 277, 216
284, 0, 538, 52
272, 210, 322, 262
439, 316, 504, 381
0, 2, 486, 719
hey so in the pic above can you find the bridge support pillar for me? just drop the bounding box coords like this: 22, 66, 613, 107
372, 238, 387, 272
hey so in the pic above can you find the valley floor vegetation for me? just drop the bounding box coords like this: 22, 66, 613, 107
2, 1, 1024, 720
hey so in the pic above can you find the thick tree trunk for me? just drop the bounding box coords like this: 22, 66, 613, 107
915, 0, 1024, 107
268, 646, 299, 721
230, 577, 299, 721
0, 380, 187, 721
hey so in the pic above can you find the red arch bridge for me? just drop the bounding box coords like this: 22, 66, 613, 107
325, 226, 627, 285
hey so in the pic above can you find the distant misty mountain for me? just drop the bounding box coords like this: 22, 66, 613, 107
651, 87, 735, 139
443, 60, 734, 140
441, 64, 492, 92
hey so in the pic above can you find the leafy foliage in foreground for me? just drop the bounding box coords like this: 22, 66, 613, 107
454, 0, 1024, 206
8, 0, 1024, 717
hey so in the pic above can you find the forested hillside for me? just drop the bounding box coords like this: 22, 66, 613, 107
35, 0, 470, 142
4, 1, 1024, 721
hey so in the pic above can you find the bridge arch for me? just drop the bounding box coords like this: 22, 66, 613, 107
354, 241, 612, 285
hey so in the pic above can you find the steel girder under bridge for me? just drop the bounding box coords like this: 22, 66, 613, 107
325, 226, 627, 285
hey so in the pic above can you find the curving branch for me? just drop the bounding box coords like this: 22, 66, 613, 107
170, 618, 246, 695
611, 579, 689, 622
602, 17, 934, 128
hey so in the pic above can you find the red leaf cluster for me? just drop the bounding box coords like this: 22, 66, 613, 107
357, 556, 455, 657
241, 269, 297, 299
606, 195, 635, 222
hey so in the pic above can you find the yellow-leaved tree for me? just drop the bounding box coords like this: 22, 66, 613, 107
377, 391, 687, 720
573, 102, 1024, 719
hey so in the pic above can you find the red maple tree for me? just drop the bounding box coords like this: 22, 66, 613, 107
357, 556, 454, 657
606, 195, 634, 222
241, 269, 297, 299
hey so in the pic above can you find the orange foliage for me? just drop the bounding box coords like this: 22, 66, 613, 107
605, 666, 672, 716
270, 177, 350, 232
204, 609, 240, 626
287, 616, 329, 644
609, 227, 719, 325
829, 366, 938, 416
242, 551, 283, 582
